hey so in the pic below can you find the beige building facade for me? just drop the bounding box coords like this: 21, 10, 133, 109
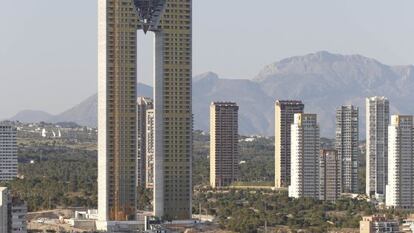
360, 215, 399, 233
275, 100, 304, 188
210, 102, 239, 188
319, 150, 341, 202
98, 0, 192, 222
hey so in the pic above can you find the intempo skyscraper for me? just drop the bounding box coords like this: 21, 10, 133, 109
97, 0, 192, 225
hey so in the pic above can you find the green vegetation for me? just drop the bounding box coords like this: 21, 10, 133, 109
231, 181, 273, 187
192, 189, 408, 233
193, 130, 210, 186
2, 140, 97, 211
193, 134, 276, 186
3, 130, 410, 233
238, 137, 274, 183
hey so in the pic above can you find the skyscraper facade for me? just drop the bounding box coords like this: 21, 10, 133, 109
155, 0, 193, 220
366, 96, 390, 198
98, 0, 192, 222
386, 115, 414, 209
319, 150, 341, 202
98, 0, 139, 221
275, 100, 304, 188
336, 105, 359, 193
289, 113, 320, 199
210, 102, 239, 188
137, 97, 153, 188
0, 125, 17, 181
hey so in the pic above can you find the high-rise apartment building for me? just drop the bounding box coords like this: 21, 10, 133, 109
289, 114, 320, 199
336, 105, 359, 193
0, 125, 17, 181
319, 150, 341, 202
366, 97, 390, 198
145, 109, 155, 189
98, 0, 140, 221
386, 115, 414, 209
154, 0, 193, 220
275, 100, 304, 188
137, 97, 153, 188
98, 0, 192, 223
210, 102, 239, 188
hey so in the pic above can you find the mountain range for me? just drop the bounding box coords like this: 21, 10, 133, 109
9, 51, 414, 137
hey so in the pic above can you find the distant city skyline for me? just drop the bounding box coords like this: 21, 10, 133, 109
1, 0, 414, 120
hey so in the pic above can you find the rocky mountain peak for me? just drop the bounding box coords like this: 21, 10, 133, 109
9, 52, 414, 137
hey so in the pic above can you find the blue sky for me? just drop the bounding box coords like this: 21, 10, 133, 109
1, 0, 414, 119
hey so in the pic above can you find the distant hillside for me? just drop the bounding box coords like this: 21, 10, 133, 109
47, 94, 97, 127
193, 72, 274, 135
253, 51, 414, 136
10, 83, 153, 128
10, 52, 414, 136
9, 110, 53, 123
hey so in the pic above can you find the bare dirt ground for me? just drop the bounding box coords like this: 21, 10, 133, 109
27, 209, 75, 221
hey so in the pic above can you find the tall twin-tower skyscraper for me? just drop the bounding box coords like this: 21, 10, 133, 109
98, 0, 192, 223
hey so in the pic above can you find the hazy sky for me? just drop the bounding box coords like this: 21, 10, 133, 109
1, 0, 414, 119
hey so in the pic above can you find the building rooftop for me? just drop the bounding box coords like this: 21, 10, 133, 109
211, 102, 238, 106
367, 96, 388, 101
275, 100, 303, 104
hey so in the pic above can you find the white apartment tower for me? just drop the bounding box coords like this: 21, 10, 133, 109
366, 97, 390, 198
336, 105, 359, 193
386, 115, 414, 209
0, 125, 17, 181
145, 109, 155, 189
137, 97, 153, 188
289, 114, 320, 199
